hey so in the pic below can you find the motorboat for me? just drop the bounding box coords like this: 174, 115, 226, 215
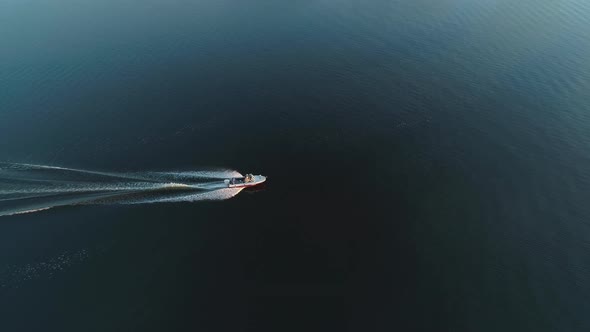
225, 174, 266, 188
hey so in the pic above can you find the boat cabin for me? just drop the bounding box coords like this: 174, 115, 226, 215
229, 174, 254, 185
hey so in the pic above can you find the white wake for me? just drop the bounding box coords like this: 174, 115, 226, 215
0, 163, 246, 217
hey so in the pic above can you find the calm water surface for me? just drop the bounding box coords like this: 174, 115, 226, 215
1, 0, 590, 331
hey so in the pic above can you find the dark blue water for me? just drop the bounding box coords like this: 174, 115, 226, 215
1, 0, 590, 331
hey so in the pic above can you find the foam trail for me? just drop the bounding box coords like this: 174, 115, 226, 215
0, 190, 140, 217
146, 170, 243, 180
0, 163, 248, 217
121, 188, 245, 204
0, 162, 159, 182
0, 182, 191, 194
2, 207, 52, 217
